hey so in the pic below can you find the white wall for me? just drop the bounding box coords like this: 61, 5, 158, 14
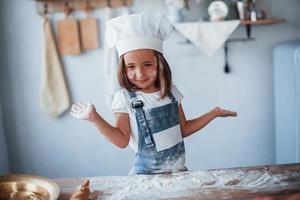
0, 0, 299, 178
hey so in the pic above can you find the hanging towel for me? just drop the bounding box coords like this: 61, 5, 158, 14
175, 20, 240, 56
40, 17, 71, 117
103, 7, 131, 108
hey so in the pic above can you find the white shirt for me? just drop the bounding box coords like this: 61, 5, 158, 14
111, 85, 183, 152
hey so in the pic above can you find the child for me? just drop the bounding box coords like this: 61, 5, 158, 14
71, 12, 237, 175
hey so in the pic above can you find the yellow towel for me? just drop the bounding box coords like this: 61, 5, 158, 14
40, 17, 70, 117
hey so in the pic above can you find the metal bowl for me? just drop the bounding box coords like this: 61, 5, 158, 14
0, 174, 60, 200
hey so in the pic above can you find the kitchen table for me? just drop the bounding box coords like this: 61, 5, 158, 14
55, 163, 300, 200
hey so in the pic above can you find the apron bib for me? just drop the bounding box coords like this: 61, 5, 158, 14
127, 91, 187, 175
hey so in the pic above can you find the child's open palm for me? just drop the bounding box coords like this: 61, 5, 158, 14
214, 107, 237, 117
70, 102, 95, 120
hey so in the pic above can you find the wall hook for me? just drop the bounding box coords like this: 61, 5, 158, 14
63, 0, 72, 17
106, 0, 111, 8
85, 0, 93, 14
43, 3, 48, 15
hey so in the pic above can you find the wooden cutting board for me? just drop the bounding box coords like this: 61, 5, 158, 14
79, 17, 99, 50
57, 18, 81, 55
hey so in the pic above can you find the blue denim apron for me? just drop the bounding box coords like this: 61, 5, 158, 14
127, 91, 187, 175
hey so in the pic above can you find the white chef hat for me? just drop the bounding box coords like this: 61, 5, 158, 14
105, 12, 174, 56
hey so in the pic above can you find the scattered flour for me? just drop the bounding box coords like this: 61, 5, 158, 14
84, 167, 300, 200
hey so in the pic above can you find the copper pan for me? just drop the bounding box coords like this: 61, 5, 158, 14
0, 174, 60, 200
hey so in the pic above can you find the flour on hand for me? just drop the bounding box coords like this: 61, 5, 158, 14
70, 102, 94, 120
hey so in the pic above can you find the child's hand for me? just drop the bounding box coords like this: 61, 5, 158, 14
213, 107, 237, 117
70, 180, 90, 200
70, 102, 96, 120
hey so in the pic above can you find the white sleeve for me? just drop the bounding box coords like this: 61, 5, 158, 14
171, 84, 184, 104
111, 90, 130, 113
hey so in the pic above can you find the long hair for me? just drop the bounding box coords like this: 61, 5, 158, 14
117, 50, 172, 99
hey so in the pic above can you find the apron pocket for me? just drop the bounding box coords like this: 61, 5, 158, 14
152, 124, 182, 152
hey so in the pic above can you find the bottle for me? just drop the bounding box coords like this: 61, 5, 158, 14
250, 0, 257, 22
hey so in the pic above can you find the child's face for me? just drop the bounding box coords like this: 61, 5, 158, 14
123, 49, 158, 92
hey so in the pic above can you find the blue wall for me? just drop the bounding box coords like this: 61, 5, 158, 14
0, 97, 10, 174
0, 3, 10, 174
0, 0, 299, 178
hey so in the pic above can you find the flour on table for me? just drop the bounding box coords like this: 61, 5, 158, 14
86, 167, 300, 200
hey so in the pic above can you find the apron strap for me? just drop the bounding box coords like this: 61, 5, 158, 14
126, 91, 155, 148
168, 90, 176, 104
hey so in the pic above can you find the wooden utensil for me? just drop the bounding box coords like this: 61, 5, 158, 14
79, 2, 99, 50
57, 3, 81, 55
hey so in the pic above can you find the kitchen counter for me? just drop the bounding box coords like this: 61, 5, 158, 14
55, 163, 300, 200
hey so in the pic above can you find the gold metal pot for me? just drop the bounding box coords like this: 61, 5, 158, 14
0, 174, 60, 200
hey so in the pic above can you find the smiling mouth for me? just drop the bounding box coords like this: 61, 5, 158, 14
134, 79, 148, 84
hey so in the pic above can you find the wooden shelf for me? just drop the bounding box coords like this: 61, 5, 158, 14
240, 18, 285, 25
35, 0, 133, 15
224, 18, 285, 74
